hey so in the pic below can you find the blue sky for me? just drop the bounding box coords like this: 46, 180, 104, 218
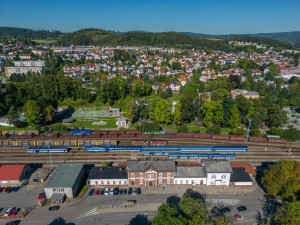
0, 0, 299, 34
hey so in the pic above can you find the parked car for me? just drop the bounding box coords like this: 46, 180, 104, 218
22, 180, 28, 186
94, 190, 99, 196
110, 188, 113, 195
4, 208, 13, 216
48, 206, 60, 211
38, 193, 46, 200
234, 214, 244, 221
12, 186, 20, 193
210, 207, 220, 215
6, 187, 13, 193
88, 189, 94, 196
137, 187, 141, 195
221, 207, 231, 214
118, 189, 122, 195
105, 188, 109, 195
237, 206, 247, 211
2, 187, 8, 193
128, 187, 132, 195
132, 188, 136, 195
10, 208, 17, 216
100, 190, 104, 195
113, 187, 119, 195
123, 189, 127, 195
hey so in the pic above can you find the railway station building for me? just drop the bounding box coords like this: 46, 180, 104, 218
44, 164, 84, 202
174, 166, 207, 186
204, 160, 232, 186
87, 166, 128, 186
126, 157, 176, 187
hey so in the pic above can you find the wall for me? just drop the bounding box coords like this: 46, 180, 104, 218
88, 179, 128, 186
174, 178, 207, 186
206, 173, 231, 186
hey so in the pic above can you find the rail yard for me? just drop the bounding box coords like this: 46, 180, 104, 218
0, 136, 299, 167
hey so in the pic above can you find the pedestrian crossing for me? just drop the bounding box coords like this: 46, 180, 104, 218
77, 207, 100, 219
206, 198, 240, 206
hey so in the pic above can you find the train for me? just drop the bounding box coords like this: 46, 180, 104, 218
27, 147, 68, 153
168, 153, 236, 159
0, 129, 287, 144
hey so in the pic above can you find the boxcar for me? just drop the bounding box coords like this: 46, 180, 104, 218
132, 140, 149, 146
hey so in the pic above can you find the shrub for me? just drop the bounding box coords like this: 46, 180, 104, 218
177, 124, 188, 133
206, 125, 221, 135
77, 185, 89, 198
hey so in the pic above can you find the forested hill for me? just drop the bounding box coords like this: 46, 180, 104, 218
0, 27, 62, 39
59, 28, 293, 49
247, 31, 300, 47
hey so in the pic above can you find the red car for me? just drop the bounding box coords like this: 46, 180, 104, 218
94, 190, 99, 196
38, 193, 46, 200
234, 214, 244, 221
10, 207, 17, 216
2, 187, 8, 193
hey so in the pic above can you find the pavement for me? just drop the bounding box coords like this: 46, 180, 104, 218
1, 180, 264, 225
283, 107, 300, 130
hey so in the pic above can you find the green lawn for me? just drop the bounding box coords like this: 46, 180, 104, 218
32, 39, 58, 44
0, 126, 32, 131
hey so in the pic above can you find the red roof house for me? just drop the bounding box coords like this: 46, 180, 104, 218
0, 165, 27, 183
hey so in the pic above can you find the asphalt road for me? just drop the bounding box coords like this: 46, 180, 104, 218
1, 184, 266, 225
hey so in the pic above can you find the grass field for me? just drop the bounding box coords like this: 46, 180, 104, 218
0, 71, 6, 77
62, 117, 117, 129
32, 39, 59, 44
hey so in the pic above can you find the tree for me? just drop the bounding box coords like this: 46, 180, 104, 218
273, 201, 300, 225
235, 95, 251, 123
200, 101, 223, 127
266, 104, 287, 128
101, 162, 108, 168
44, 105, 55, 123
152, 203, 187, 225
228, 104, 240, 128
181, 98, 196, 123
214, 217, 230, 225
173, 103, 182, 125
6, 106, 19, 126
126, 99, 137, 123
24, 100, 41, 126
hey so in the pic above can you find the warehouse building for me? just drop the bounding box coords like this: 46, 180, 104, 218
44, 164, 84, 203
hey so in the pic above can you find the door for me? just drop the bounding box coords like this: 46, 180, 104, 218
149, 181, 153, 187
200, 180, 203, 186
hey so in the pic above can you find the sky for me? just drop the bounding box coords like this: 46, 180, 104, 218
0, 0, 299, 34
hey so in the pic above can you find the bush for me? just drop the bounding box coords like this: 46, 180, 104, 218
138, 122, 162, 132
177, 124, 188, 133
282, 128, 300, 141
206, 125, 221, 135
230, 128, 247, 136
250, 129, 262, 136
77, 185, 89, 198
269, 127, 284, 136
49, 124, 68, 132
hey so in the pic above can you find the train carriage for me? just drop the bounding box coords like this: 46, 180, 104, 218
143, 146, 180, 151
169, 153, 199, 159
85, 146, 107, 152
213, 146, 248, 152
180, 146, 213, 152
108, 146, 142, 152
27, 147, 68, 153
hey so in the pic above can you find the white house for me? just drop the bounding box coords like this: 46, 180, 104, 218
174, 166, 207, 186
87, 167, 128, 186
204, 160, 232, 186
116, 118, 127, 126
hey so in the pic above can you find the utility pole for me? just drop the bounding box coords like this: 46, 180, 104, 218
47, 141, 53, 170
246, 117, 252, 143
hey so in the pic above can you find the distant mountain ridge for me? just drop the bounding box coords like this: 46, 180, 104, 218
0, 27, 299, 47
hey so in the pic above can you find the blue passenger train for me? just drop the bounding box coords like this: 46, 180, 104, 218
27, 147, 68, 153
169, 153, 236, 159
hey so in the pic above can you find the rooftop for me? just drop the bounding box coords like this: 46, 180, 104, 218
0, 165, 25, 181
230, 168, 253, 182
44, 164, 83, 188
87, 167, 127, 180
127, 158, 176, 172
204, 160, 233, 173
175, 166, 206, 178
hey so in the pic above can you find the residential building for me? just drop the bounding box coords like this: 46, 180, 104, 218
44, 164, 84, 202
204, 160, 232, 186
12, 61, 46, 67
5, 66, 44, 77
116, 118, 128, 126
126, 157, 176, 187
87, 166, 128, 186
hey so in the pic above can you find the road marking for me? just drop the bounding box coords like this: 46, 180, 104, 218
77, 207, 100, 219
206, 198, 240, 206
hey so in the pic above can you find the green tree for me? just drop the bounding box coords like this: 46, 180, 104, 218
6, 106, 19, 126
44, 105, 55, 123
152, 203, 187, 225
235, 95, 251, 123
126, 99, 137, 123
200, 101, 223, 127
155, 98, 172, 124
214, 217, 230, 225
173, 103, 182, 125
228, 104, 240, 128
24, 100, 41, 126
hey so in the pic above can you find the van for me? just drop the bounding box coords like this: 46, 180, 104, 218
105, 188, 109, 195
4, 208, 12, 216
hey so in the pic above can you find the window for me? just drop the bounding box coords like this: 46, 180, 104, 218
159, 173, 162, 177
131, 173, 135, 178
139, 173, 143, 178
210, 181, 214, 185
119, 181, 121, 185
175, 180, 177, 184
180, 180, 183, 184
159, 180, 162, 184
148, 174, 151, 179
167, 173, 171, 177
124, 181, 127, 184
167, 179, 170, 184
212, 175, 216, 179
186, 180, 188, 184
221, 175, 226, 179
101, 181, 104, 185
107, 181, 110, 185
113, 181, 115, 185
191, 180, 194, 184
140, 181, 143, 185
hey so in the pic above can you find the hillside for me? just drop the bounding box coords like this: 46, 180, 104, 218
0, 27, 62, 39
247, 31, 300, 47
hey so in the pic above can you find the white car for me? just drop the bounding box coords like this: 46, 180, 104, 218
105, 188, 109, 195
110, 188, 113, 195
4, 208, 12, 216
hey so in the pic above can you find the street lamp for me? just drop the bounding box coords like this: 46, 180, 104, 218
246, 117, 252, 143
47, 141, 53, 170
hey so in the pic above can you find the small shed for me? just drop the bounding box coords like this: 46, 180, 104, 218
116, 118, 127, 126
230, 167, 253, 187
